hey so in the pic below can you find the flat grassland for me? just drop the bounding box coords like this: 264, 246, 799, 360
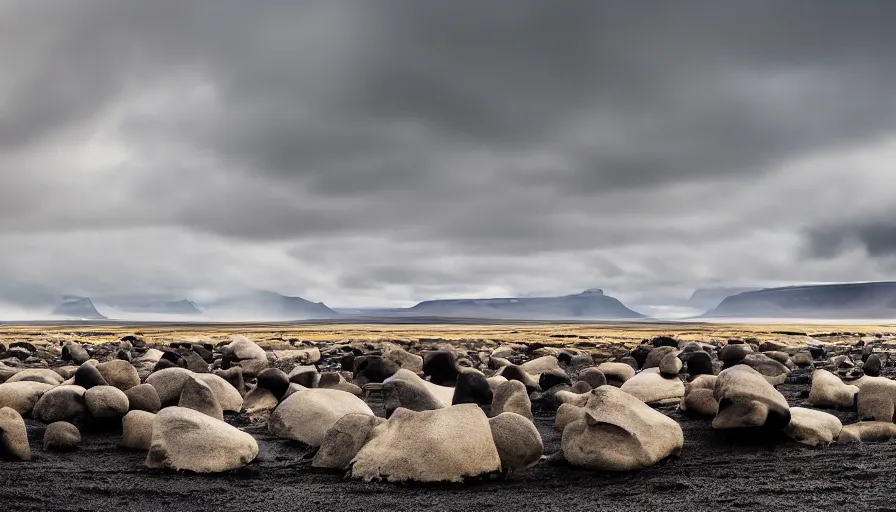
2, 320, 895, 348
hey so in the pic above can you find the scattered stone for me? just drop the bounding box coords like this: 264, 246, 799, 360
146, 407, 258, 473
125, 384, 161, 413
43, 421, 81, 451
0, 407, 30, 461
85, 385, 130, 418
121, 410, 156, 450
32, 385, 87, 424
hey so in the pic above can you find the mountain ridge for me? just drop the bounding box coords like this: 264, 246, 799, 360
705, 281, 896, 319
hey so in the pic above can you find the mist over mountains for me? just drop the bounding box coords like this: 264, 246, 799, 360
3, 280, 896, 322
705, 282, 896, 320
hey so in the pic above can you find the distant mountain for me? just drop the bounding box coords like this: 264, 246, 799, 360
688, 287, 760, 312
205, 291, 339, 320
96, 295, 203, 315
356, 289, 644, 320
51, 297, 107, 320
705, 282, 896, 319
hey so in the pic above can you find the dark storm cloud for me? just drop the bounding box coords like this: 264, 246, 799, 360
804, 217, 896, 259
2, 0, 896, 312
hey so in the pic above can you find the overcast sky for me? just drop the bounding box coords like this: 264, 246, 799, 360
2, 0, 896, 313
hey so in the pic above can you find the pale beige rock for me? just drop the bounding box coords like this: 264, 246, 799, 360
713, 365, 790, 430
6, 369, 64, 386
194, 373, 243, 412
222, 335, 268, 378
0, 381, 53, 415
596, 362, 636, 383
350, 404, 502, 483
269, 388, 373, 447
856, 376, 896, 422
680, 388, 719, 416
808, 370, 858, 408
241, 386, 279, 421
489, 412, 543, 473
837, 421, 896, 443
146, 407, 258, 473
520, 356, 560, 375
490, 380, 532, 420
95, 360, 140, 391
620, 368, 685, 404
32, 385, 87, 423
43, 421, 81, 451
272, 348, 321, 365
178, 378, 223, 420
146, 368, 242, 411
312, 414, 386, 470
560, 386, 683, 471
0, 406, 30, 460
85, 385, 130, 418
783, 407, 842, 446
122, 410, 156, 451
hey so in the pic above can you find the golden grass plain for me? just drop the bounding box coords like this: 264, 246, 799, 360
2, 321, 895, 348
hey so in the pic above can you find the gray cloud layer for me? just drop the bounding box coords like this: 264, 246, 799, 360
2, 0, 896, 315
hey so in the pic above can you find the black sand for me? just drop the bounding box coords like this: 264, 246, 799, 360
1, 381, 892, 512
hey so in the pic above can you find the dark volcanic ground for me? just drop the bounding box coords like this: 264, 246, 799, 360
2, 380, 894, 512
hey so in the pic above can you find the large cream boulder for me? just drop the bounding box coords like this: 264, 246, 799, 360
856, 376, 896, 422
620, 368, 684, 404
312, 414, 386, 470
241, 386, 279, 421
837, 421, 896, 443
146, 368, 194, 406
95, 360, 141, 391
596, 362, 636, 384
489, 412, 543, 473
32, 385, 87, 424
560, 386, 683, 471
783, 407, 843, 446
269, 388, 373, 447
0, 407, 30, 461
121, 410, 156, 450
491, 380, 533, 420
146, 368, 242, 411
381, 369, 454, 415
380, 343, 424, 373
712, 365, 790, 430
350, 404, 502, 483
85, 385, 130, 418
194, 373, 243, 413
520, 356, 560, 375
739, 354, 791, 386
220, 335, 268, 378
808, 370, 858, 408
178, 378, 223, 420
146, 407, 258, 473
7, 369, 64, 386
0, 381, 54, 415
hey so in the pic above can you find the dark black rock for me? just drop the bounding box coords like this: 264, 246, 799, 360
422, 351, 459, 386
539, 368, 571, 390
257, 368, 291, 400
630, 345, 651, 369
864, 354, 882, 377
651, 336, 679, 348
352, 355, 399, 385
452, 370, 493, 405
808, 346, 825, 360
74, 364, 108, 389
684, 351, 714, 377
720, 345, 749, 368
